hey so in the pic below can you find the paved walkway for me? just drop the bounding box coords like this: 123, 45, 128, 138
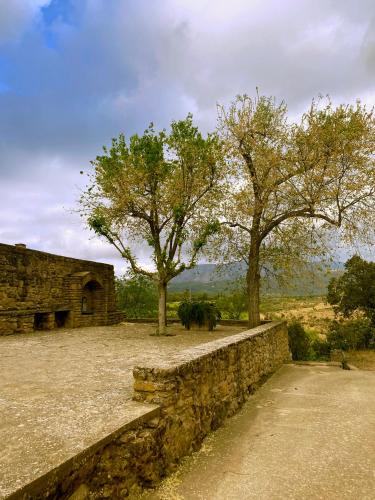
0, 323, 244, 499
143, 364, 375, 500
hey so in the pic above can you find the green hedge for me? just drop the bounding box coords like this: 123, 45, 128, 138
178, 301, 221, 331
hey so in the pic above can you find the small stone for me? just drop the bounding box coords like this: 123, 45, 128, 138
134, 380, 156, 392
68, 484, 90, 500
147, 417, 161, 428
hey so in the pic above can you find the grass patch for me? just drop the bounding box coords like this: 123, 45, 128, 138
167, 295, 335, 329
345, 350, 375, 370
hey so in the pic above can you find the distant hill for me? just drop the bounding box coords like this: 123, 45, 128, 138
168, 261, 343, 296
171, 262, 246, 283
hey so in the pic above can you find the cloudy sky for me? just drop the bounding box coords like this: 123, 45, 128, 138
0, 0, 374, 275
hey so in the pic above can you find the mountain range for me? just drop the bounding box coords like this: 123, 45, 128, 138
168, 261, 344, 296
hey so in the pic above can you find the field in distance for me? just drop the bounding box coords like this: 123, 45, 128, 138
167, 295, 334, 334
260, 295, 334, 332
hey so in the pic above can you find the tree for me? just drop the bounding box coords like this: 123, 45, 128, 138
287, 320, 312, 361
216, 280, 247, 320
116, 271, 158, 318
218, 94, 375, 328
327, 255, 375, 325
80, 115, 222, 334
326, 318, 374, 350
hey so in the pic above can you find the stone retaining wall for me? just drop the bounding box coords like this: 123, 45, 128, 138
6, 404, 161, 500
132, 321, 289, 467
8, 322, 289, 499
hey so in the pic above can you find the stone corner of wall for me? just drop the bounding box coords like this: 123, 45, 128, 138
130, 319, 291, 483
132, 320, 290, 402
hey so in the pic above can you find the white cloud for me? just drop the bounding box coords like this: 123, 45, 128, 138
1, 0, 375, 268
0, 0, 51, 44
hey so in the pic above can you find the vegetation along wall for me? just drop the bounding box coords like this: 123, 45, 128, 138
10, 322, 289, 498
0, 243, 121, 335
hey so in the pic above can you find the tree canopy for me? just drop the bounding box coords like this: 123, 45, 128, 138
80, 93, 375, 331
328, 255, 375, 325
116, 271, 158, 319
217, 94, 375, 327
80, 115, 223, 333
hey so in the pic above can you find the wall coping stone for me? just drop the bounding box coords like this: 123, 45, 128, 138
134, 321, 285, 374
123, 318, 269, 327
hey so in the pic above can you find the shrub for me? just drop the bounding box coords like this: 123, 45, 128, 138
287, 320, 313, 360
326, 318, 375, 351
115, 272, 158, 318
311, 338, 330, 359
216, 291, 247, 320
178, 301, 221, 331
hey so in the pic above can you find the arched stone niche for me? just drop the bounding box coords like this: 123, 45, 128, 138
65, 271, 107, 327
81, 279, 104, 315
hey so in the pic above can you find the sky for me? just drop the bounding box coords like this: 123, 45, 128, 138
0, 0, 374, 275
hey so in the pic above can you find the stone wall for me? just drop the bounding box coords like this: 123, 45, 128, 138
8, 322, 289, 499
0, 243, 120, 335
132, 321, 290, 466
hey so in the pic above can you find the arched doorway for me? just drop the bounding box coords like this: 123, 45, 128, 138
81, 280, 104, 315
65, 271, 108, 327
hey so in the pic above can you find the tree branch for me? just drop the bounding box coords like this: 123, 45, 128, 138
221, 221, 252, 235
260, 208, 341, 241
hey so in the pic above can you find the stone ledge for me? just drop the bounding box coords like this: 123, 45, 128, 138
4, 402, 160, 500
122, 318, 269, 327
133, 322, 286, 374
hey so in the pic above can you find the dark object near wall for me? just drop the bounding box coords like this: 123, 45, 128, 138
287, 320, 312, 360
178, 300, 221, 331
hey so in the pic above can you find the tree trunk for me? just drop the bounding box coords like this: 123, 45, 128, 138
247, 238, 261, 329
158, 281, 167, 335
164, 287, 167, 327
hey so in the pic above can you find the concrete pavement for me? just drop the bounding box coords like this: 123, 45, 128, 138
142, 364, 375, 500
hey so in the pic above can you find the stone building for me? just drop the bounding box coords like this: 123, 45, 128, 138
0, 243, 122, 335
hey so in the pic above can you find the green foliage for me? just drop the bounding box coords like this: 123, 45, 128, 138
216, 290, 247, 320
166, 300, 180, 318
88, 210, 113, 241
288, 316, 375, 361
311, 337, 330, 359
116, 272, 158, 318
193, 220, 221, 252
81, 114, 224, 333
167, 290, 211, 302
177, 300, 221, 331
287, 320, 315, 360
327, 255, 375, 325
217, 94, 375, 327
326, 319, 375, 351
288, 315, 375, 361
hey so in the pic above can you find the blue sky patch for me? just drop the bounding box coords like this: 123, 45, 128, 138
40, 0, 76, 49
0, 81, 10, 93
41, 0, 75, 27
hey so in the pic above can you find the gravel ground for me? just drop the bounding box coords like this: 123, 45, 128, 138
0, 322, 245, 498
